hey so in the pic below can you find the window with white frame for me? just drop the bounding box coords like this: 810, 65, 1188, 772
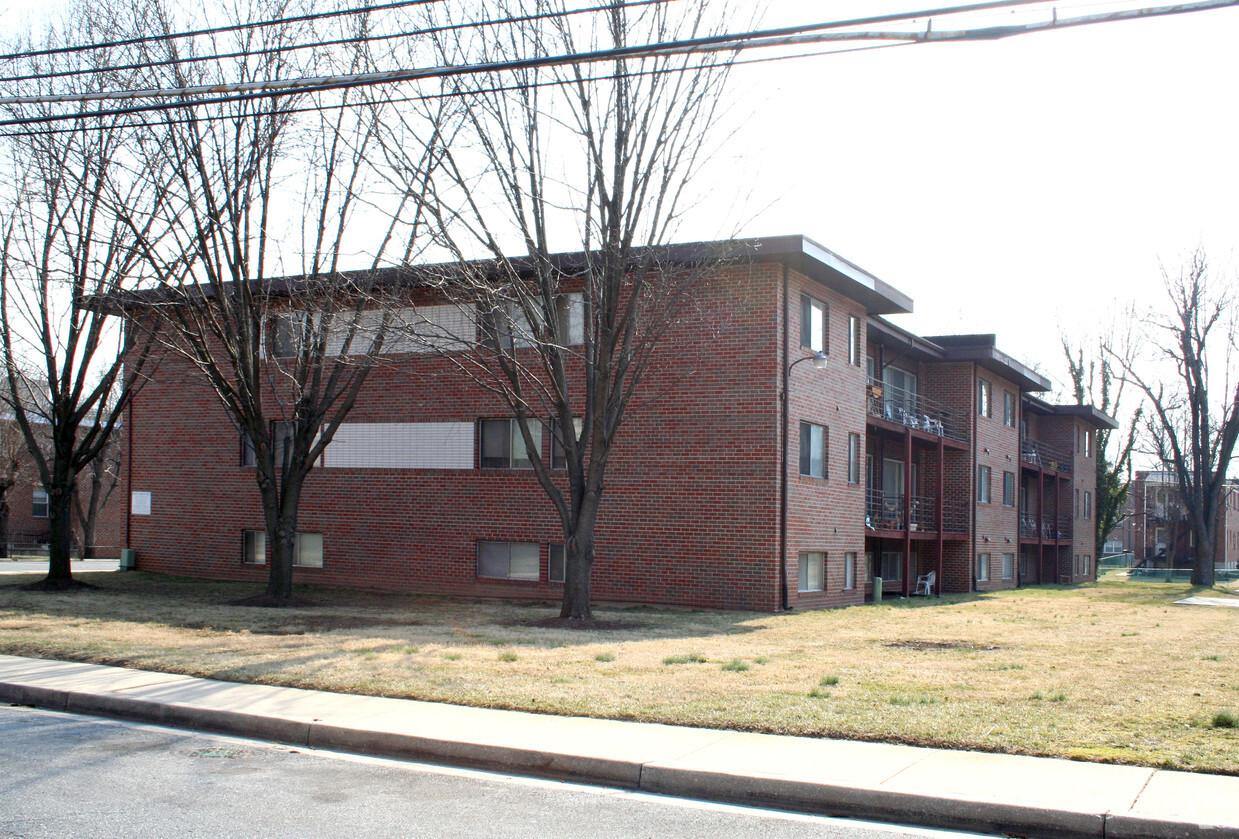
241, 431, 256, 467
479, 418, 542, 469
879, 551, 903, 582
798, 551, 825, 592
976, 552, 990, 582
1003, 391, 1016, 427
1083, 491, 1093, 519
978, 379, 992, 418
32, 488, 49, 519
550, 417, 583, 470
242, 530, 266, 564
549, 544, 565, 583
847, 433, 861, 484
799, 422, 827, 479
1003, 471, 1016, 506
848, 315, 861, 366
1002, 552, 1015, 580
294, 532, 324, 568
478, 541, 540, 581
1084, 427, 1092, 457
977, 465, 991, 503
844, 552, 857, 590
801, 295, 827, 353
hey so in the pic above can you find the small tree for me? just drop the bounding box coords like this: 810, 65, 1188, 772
1110, 250, 1239, 586
123, 0, 442, 603
376, 0, 738, 621
0, 8, 164, 589
1063, 333, 1142, 557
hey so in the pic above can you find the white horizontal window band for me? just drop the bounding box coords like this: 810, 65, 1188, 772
322, 422, 473, 469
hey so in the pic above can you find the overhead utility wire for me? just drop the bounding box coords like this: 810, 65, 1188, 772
3, 0, 1235, 124
0, 0, 1060, 106
0, 41, 901, 138
0, 0, 674, 85
0, 0, 452, 62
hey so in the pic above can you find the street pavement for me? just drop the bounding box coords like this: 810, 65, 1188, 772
0, 558, 120, 574
0, 705, 985, 839
1, 654, 1236, 839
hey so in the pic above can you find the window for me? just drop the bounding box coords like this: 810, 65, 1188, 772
32, 489, 49, 518
976, 553, 990, 582
549, 544, 565, 583
847, 433, 861, 484
1003, 391, 1016, 427
799, 422, 827, 479
1083, 491, 1093, 519
1075, 488, 1081, 518
800, 295, 827, 353
550, 418, 583, 470
294, 532, 324, 568
272, 421, 295, 472
1002, 471, 1016, 507
978, 379, 992, 418
848, 315, 861, 366
798, 551, 825, 592
241, 432, 256, 467
1002, 552, 1015, 580
242, 530, 266, 565
1076, 427, 1082, 453
1080, 554, 1092, 576
977, 465, 991, 503
1084, 429, 1092, 458
844, 552, 857, 590
879, 551, 903, 582
268, 312, 308, 358
477, 541, 539, 581
480, 418, 542, 469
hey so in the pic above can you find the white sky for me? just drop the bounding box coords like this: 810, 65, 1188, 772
694, 1, 1239, 397
2, 0, 1235, 404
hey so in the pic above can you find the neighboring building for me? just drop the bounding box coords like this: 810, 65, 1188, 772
121, 235, 1114, 610
1120, 472, 1239, 571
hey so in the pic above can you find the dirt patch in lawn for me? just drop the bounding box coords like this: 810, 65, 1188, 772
886, 639, 1002, 651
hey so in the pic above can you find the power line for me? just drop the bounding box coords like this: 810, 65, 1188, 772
0, 0, 1059, 107
0, 0, 450, 63
0, 0, 674, 86
0, 41, 903, 139
3, 0, 1235, 125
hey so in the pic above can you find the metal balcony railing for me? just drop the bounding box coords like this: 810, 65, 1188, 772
1020, 438, 1073, 475
1019, 514, 1073, 540
866, 489, 969, 534
866, 379, 969, 443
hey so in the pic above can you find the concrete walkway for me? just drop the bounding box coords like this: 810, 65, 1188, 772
1, 654, 1234, 839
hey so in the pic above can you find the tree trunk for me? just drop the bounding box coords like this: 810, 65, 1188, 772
43, 485, 76, 588
560, 535, 595, 621
0, 499, 8, 559
263, 472, 302, 603
1193, 529, 1215, 587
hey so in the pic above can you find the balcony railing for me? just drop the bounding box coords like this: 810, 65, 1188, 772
1020, 438, 1073, 475
866, 489, 969, 534
1019, 514, 1072, 540
866, 379, 969, 443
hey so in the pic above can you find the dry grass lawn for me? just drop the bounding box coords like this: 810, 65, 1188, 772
2, 570, 1238, 774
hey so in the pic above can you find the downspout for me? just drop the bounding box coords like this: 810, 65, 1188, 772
971, 363, 978, 592
125, 378, 134, 550
778, 262, 791, 611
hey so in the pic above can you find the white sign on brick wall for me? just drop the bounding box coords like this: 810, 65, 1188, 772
131, 491, 152, 516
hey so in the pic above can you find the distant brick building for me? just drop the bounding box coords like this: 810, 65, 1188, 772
1119, 471, 1239, 571
121, 235, 1113, 610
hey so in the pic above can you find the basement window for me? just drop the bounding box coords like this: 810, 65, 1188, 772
242, 530, 266, 565
798, 551, 825, 592
478, 541, 540, 581
32, 489, 48, 519
294, 532, 324, 568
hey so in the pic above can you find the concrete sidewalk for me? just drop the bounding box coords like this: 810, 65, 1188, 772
0, 654, 1233, 839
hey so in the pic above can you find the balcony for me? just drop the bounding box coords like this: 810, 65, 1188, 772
866, 489, 969, 534
866, 380, 969, 443
1020, 438, 1073, 475
1019, 514, 1072, 541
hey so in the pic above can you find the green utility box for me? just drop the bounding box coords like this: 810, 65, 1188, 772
872, 576, 883, 603
119, 549, 136, 570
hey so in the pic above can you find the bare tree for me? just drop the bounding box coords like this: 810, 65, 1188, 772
1109, 250, 1239, 586
122, 0, 442, 604
375, 0, 738, 621
73, 416, 121, 559
0, 10, 164, 589
0, 418, 30, 558
1063, 331, 1143, 557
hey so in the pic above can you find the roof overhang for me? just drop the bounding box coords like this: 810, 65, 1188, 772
924, 334, 1051, 392
1024, 394, 1119, 429
742, 235, 913, 315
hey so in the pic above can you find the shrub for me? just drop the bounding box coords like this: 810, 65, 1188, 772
594, 652, 615, 662
722, 659, 749, 672
1212, 710, 1238, 729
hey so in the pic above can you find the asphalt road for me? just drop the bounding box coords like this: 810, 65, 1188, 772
0, 706, 987, 839
0, 558, 119, 575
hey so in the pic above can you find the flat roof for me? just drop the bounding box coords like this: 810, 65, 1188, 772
1024, 394, 1119, 429
923, 334, 1051, 392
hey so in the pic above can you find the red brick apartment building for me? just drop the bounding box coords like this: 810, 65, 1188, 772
122, 235, 1114, 610
1116, 472, 1239, 571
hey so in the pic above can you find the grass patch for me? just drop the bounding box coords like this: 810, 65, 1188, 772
721, 659, 749, 672
662, 652, 708, 665
4, 572, 1239, 773
1212, 710, 1238, 729
594, 652, 615, 662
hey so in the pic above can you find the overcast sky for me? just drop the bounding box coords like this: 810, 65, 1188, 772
697, 1, 1239, 397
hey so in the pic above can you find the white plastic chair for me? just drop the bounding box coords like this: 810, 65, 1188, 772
914, 571, 936, 596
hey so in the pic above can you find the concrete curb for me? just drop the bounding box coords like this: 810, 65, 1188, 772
3, 665, 1237, 839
